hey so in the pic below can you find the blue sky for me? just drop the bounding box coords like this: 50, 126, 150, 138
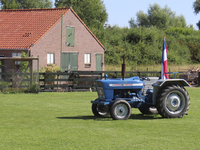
52, 0, 200, 29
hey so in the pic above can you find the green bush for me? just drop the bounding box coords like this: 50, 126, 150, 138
40, 64, 61, 85
27, 83, 39, 93
104, 26, 190, 66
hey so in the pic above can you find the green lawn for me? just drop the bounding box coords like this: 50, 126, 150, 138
0, 88, 200, 150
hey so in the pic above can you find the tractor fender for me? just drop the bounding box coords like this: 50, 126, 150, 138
152, 79, 190, 105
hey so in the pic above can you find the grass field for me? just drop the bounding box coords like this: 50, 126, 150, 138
0, 88, 200, 150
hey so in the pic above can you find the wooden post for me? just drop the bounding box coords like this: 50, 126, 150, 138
147, 68, 149, 77
37, 57, 39, 90
43, 73, 46, 90
57, 74, 59, 90
72, 73, 75, 89
12, 60, 16, 88
30, 60, 33, 86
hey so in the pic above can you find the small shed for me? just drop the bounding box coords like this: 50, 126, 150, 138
0, 57, 39, 88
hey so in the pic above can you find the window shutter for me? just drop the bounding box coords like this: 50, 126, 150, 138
66, 27, 75, 47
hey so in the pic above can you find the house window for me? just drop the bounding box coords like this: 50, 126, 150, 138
12, 53, 21, 65
66, 27, 75, 47
47, 53, 54, 64
84, 53, 91, 68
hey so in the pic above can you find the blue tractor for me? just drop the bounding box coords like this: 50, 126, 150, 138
91, 75, 190, 120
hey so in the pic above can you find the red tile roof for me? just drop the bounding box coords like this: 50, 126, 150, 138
0, 8, 105, 50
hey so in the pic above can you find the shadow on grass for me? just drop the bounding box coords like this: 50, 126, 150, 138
56, 114, 163, 121
57, 116, 113, 121
129, 114, 163, 120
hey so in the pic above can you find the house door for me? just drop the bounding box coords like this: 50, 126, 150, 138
96, 54, 102, 71
61, 53, 78, 71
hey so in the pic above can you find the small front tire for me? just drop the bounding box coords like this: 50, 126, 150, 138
110, 100, 132, 120
92, 99, 110, 117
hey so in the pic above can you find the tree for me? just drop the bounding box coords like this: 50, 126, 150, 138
129, 4, 186, 30
0, 0, 20, 9
193, 0, 200, 29
55, 0, 108, 29
0, 0, 52, 9
194, 0, 200, 14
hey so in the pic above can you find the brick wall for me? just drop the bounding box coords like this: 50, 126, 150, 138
31, 10, 105, 71
31, 17, 61, 70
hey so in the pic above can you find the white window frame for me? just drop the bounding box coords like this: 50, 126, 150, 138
84, 53, 91, 68
12, 53, 22, 65
47, 53, 54, 64
84, 53, 91, 64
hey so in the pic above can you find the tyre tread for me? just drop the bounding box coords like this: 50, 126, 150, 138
156, 85, 190, 118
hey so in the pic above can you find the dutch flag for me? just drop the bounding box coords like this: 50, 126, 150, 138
161, 36, 169, 80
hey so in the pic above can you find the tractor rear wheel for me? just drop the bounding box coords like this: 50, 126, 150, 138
156, 85, 190, 118
110, 100, 132, 120
92, 99, 110, 117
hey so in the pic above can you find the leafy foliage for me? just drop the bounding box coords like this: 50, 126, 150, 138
193, 0, 200, 29
0, 0, 52, 9
19, 51, 29, 73
40, 64, 61, 85
194, 0, 200, 14
101, 3, 200, 66
55, 0, 107, 29
165, 26, 200, 63
40, 64, 61, 73
129, 4, 186, 30
103, 26, 190, 66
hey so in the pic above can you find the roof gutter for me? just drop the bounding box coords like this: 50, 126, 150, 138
0, 48, 30, 51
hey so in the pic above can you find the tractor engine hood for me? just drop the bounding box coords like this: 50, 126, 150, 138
96, 76, 144, 90
95, 76, 144, 101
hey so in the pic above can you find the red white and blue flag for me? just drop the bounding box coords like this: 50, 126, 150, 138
161, 36, 169, 80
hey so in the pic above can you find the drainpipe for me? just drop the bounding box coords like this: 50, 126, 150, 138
60, 14, 63, 70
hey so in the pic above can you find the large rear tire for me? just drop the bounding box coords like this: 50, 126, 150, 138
92, 99, 110, 117
110, 100, 132, 120
156, 85, 190, 118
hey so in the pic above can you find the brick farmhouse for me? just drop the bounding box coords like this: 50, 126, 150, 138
0, 8, 105, 72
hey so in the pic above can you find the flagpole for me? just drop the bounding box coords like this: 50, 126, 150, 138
161, 36, 169, 80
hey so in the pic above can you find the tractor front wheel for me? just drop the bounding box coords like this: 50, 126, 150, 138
156, 85, 190, 118
110, 100, 132, 120
92, 99, 110, 117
